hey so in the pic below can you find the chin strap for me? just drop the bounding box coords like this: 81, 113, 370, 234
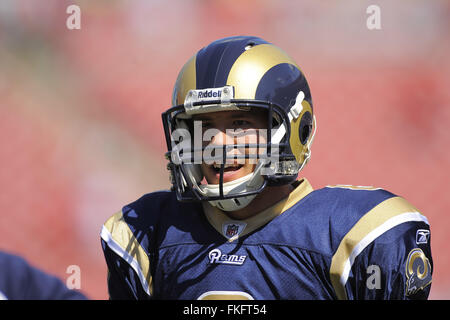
200, 161, 266, 211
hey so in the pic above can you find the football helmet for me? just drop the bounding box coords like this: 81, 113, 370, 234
162, 36, 315, 211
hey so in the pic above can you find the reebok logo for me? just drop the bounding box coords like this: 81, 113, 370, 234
416, 229, 430, 245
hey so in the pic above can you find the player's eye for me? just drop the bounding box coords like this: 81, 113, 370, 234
201, 121, 213, 129
232, 119, 251, 127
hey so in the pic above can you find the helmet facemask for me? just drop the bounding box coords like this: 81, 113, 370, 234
162, 86, 312, 211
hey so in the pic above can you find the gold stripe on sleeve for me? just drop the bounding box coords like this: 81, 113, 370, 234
330, 196, 421, 300
103, 211, 153, 296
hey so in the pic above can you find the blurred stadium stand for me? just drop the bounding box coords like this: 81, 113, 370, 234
0, 0, 448, 299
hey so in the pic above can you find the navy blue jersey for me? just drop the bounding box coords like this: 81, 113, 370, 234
0, 251, 87, 300
100, 179, 432, 300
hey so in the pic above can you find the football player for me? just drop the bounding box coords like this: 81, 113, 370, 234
101, 36, 432, 300
0, 250, 87, 300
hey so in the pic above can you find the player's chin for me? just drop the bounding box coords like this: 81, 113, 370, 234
201, 163, 255, 184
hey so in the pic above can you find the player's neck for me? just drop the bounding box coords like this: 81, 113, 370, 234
223, 184, 295, 220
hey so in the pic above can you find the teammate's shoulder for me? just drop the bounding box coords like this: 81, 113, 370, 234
0, 251, 29, 274
0, 251, 87, 300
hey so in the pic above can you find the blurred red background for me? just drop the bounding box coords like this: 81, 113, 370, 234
0, 0, 448, 299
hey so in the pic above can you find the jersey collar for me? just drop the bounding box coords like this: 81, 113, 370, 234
202, 178, 314, 242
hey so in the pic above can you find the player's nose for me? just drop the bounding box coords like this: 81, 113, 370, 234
208, 128, 238, 146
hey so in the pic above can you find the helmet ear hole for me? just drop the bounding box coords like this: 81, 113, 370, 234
301, 125, 311, 144
299, 111, 313, 145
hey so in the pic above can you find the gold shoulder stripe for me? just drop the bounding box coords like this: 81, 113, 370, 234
329, 196, 428, 300
271, 177, 314, 214
102, 211, 153, 296
226, 44, 299, 99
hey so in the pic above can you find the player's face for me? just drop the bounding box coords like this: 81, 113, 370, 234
193, 109, 268, 184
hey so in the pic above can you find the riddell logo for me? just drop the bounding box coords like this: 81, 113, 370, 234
198, 89, 222, 99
